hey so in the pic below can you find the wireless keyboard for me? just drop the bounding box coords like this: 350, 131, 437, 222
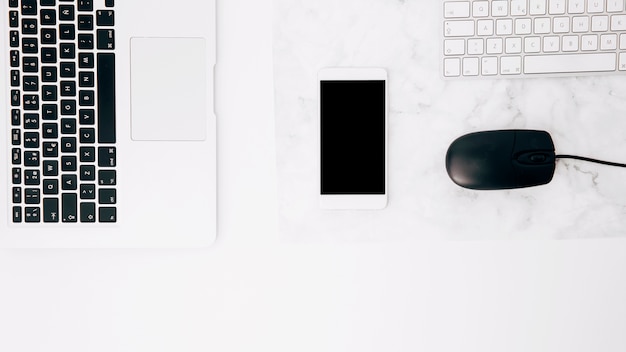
7, 0, 117, 223
442, 0, 626, 78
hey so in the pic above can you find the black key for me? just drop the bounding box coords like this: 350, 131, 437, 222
98, 53, 116, 143
58, 5, 74, 21
43, 179, 59, 195
23, 95, 39, 110
10, 30, 19, 48
97, 29, 114, 50
41, 47, 56, 63
62, 174, 77, 190
22, 37, 38, 53
43, 198, 59, 222
42, 85, 57, 101
98, 147, 116, 167
12, 148, 21, 164
9, 11, 19, 27
12, 168, 22, 184
25, 188, 40, 204
80, 147, 95, 162
12, 109, 21, 125
23, 113, 39, 129
10, 50, 19, 67
79, 53, 94, 68
80, 165, 95, 180
60, 62, 76, 77
62, 193, 77, 222
61, 118, 76, 134
21, 0, 37, 15
61, 137, 76, 152
78, 15, 93, 30
11, 129, 20, 145
80, 203, 96, 222
61, 156, 77, 172
23, 76, 38, 91
98, 189, 116, 204
23, 132, 39, 148
80, 184, 95, 199
25, 207, 40, 223
42, 104, 58, 120
22, 18, 37, 34
13, 207, 22, 223
96, 10, 114, 26
59, 24, 75, 40
11, 90, 20, 106
61, 81, 76, 96
80, 128, 95, 143
40, 0, 55, 6
79, 109, 95, 124
13, 187, 21, 203
11, 70, 20, 86
42, 66, 57, 82
99, 207, 116, 223
9, 0, 18, 7
79, 90, 94, 106
41, 28, 56, 44
78, 34, 93, 49
98, 170, 116, 185
60, 43, 75, 59
43, 141, 58, 157
60, 100, 76, 115
24, 169, 40, 185
22, 56, 38, 72
43, 160, 58, 176
105, 0, 114, 7
79, 72, 94, 87
42, 123, 58, 138
40, 9, 56, 25
78, 0, 92, 11
24, 151, 40, 166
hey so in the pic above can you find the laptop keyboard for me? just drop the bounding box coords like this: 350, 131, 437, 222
8, 0, 116, 223
442, 0, 626, 78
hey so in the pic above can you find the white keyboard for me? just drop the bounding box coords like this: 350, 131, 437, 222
442, 0, 626, 78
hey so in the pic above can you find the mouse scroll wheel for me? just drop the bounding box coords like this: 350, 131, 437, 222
530, 154, 547, 163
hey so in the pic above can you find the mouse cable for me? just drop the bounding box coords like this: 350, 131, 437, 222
555, 155, 626, 168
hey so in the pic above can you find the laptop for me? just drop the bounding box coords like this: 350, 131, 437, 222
1, 0, 217, 248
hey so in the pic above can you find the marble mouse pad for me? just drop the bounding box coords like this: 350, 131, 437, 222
273, 0, 626, 241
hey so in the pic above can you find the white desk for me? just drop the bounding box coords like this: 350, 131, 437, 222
1, 1, 626, 351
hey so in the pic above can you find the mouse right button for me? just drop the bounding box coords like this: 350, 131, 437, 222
514, 130, 555, 152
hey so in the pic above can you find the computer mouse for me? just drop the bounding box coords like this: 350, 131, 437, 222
446, 130, 556, 190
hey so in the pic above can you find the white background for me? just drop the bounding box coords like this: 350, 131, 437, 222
1, 1, 626, 351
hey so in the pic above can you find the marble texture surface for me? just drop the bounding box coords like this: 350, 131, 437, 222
273, 0, 626, 241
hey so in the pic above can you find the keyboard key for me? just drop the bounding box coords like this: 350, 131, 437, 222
62, 174, 77, 191
97, 54, 116, 143
62, 194, 77, 222
41, 9, 56, 25
524, 53, 616, 74
21, 18, 37, 34
43, 198, 59, 222
444, 2, 470, 18
80, 147, 96, 162
21, 0, 37, 15
59, 5, 74, 20
98, 189, 116, 204
80, 184, 96, 199
9, 0, 18, 7
97, 29, 115, 50
25, 188, 40, 204
24, 207, 40, 223
80, 165, 95, 180
78, 0, 93, 11
13, 187, 21, 203
444, 20, 474, 37
80, 203, 96, 223
99, 207, 116, 223
96, 10, 114, 26
12, 168, 22, 184
13, 207, 22, 223
78, 15, 93, 30
10, 31, 19, 47
24, 169, 40, 185
42, 160, 58, 176
98, 170, 116, 185
43, 179, 59, 195
43, 141, 58, 157
105, 0, 114, 7
98, 147, 116, 167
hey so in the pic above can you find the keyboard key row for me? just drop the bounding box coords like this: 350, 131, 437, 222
444, 1, 626, 18
444, 52, 626, 76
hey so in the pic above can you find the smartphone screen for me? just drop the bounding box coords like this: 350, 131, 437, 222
320, 80, 386, 195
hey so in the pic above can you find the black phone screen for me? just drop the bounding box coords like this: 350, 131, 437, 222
320, 80, 385, 195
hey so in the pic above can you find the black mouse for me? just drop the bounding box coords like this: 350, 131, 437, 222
446, 130, 556, 190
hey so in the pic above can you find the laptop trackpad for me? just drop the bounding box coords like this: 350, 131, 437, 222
130, 38, 207, 141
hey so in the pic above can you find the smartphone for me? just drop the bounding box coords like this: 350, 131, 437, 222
318, 68, 387, 209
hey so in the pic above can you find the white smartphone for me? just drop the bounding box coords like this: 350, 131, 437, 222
318, 68, 388, 210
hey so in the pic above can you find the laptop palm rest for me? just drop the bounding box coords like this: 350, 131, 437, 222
130, 37, 207, 141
